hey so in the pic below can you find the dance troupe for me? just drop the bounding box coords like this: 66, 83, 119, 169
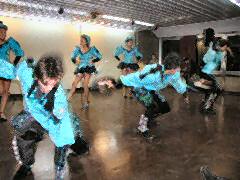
0, 21, 232, 180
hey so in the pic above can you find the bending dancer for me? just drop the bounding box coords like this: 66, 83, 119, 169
68, 34, 102, 110
114, 36, 143, 98
0, 21, 24, 122
120, 53, 189, 138
12, 56, 88, 180
192, 28, 232, 114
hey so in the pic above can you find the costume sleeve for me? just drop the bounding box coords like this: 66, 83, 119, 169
91, 46, 102, 63
135, 47, 143, 61
53, 85, 69, 120
71, 46, 80, 64
169, 71, 187, 94
114, 46, 124, 61
16, 59, 35, 94
8, 37, 24, 57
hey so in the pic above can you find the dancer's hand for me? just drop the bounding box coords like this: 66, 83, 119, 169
76, 57, 81, 64
227, 47, 234, 57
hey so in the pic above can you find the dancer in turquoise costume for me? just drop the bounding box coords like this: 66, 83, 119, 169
0, 21, 24, 122
191, 28, 232, 114
114, 36, 143, 98
120, 53, 189, 138
11, 56, 88, 180
68, 34, 102, 110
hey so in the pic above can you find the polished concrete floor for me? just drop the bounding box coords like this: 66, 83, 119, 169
0, 89, 240, 180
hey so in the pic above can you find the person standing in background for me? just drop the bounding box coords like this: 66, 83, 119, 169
181, 57, 191, 84
0, 21, 24, 122
68, 34, 102, 110
148, 53, 159, 64
114, 36, 143, 98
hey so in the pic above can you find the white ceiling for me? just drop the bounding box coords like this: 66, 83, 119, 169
0, 0, 240, 29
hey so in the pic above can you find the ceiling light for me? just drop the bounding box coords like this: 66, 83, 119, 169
102, 15, 130, 22
134, 20, 154, 27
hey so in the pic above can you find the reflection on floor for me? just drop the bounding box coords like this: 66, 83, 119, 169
0, 89, 240, 180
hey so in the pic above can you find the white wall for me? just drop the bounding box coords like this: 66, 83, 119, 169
0, 16, 132, 94
154, 17, 240, 38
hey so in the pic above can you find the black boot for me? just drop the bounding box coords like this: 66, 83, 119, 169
70, 137, 89, 156
0, 117, 7, 122
202, 106, 216, 115
141, 131, 155, 140
0, 113, 7, 122
147, 117, 157, 128
13, 165, 32, 180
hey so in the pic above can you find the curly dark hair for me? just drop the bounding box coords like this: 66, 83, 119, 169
27, 55, 64, 124
34, 55, 64, 82
218, 39, 229, 48
139, 53, 180, 80
163, 52, 181, 70
211, 38, 230, 51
